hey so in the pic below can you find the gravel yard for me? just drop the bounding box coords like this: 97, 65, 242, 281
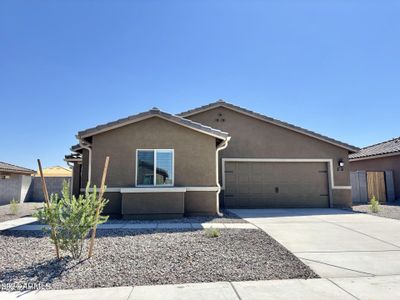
0, 203, 43, 223
0, 229, 317, 291
352, 201, 400, 220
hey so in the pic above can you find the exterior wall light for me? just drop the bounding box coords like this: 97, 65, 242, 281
337, 159, 345, 171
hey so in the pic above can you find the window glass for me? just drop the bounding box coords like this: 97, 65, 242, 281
137, 150, 154, 186
136, 150, 173, 186
156, 150, 173, 185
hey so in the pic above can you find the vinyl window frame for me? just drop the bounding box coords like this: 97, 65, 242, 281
135, 149, 174, 187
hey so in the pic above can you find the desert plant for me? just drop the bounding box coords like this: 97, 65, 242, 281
9, 199, 19, 215
370, 196, 380, 213
204, 227, 221, 238
35, 181, 109, 259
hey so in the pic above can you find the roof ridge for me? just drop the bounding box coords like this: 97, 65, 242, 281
178, 100, 224, 116
179, 100, 359, 152
359, 136, 400, 150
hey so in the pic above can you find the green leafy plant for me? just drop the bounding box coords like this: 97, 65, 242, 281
204, 227, 221, 238
369, 196, 380, 213
9, 199, 19, 215
35, 181, 109, 259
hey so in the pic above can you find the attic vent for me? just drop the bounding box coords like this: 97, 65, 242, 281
215, 112, 225, 122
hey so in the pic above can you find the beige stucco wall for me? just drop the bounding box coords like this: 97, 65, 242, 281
185, 191, 217, 215
122, 192, 184, 217
78, 116, 220, 216
103, 192, 122, 215
88, 117, 217, 188
72, 163, 81, 197
81, 149, 89, 189
186, 106, 352, 207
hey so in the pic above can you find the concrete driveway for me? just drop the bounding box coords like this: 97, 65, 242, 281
229, 208, 400, 278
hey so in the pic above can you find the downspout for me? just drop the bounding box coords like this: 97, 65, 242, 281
77, 136, 92, 186
64, 160, 74, 195
216, 136, 231, 216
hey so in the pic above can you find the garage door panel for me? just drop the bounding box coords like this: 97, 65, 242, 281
224, 161, 329, 208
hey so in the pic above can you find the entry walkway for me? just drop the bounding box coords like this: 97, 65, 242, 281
1, 218, 257, 231
0, 217, 37, 231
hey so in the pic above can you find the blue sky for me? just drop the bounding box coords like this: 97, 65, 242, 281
1, 0, 399, 170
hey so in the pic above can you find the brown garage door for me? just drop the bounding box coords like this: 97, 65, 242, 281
224, 161, 330, 208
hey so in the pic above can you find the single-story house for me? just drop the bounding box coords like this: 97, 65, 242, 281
349, 137, 400, 203
0, 161, 35, 205
65, 100, 358, 218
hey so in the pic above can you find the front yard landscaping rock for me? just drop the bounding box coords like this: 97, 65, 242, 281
352, 201, 400, 220
0, 229, 317, 291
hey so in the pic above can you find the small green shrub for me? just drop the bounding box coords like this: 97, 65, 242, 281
205, 227, 221, 238
9, 199, 19, 215
35, 181, 109, 259
370, 196, 380, 213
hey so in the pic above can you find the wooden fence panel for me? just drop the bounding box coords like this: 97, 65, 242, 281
385, 170, 395, 202
350, 171, 368, 203
367, 171, 386, 203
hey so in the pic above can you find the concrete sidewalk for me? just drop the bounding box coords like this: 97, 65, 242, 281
6, 222, 257, 231
2, 276, 400, 300
0, 217, 37, 231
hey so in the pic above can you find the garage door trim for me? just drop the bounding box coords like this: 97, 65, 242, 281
221, 158, 352, 208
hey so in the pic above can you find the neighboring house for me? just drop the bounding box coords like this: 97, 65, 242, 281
30, 166, 72, 202
0, 161, 35, 205
349, 137, 400, 203
65, 100, 358, 218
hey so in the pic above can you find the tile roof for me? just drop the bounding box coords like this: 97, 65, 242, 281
77, 108, 229, 140
349, 137, 400, 160
34, 166, 72, 177
178, 100, 359, 152
0, 161, 35, 175
64, 153, 82, 161
70, 144, 83, 152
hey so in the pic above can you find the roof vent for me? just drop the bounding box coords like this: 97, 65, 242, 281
217, 99, 225, 103
150, 107, 160, 112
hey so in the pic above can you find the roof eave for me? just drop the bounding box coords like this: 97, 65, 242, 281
349, 151, 400, 161
77, 112, 229, 141
0, 169, 35, 175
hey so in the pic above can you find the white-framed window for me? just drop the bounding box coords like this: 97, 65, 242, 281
136, 149, 174, 186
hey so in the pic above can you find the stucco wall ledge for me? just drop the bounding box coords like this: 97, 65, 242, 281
81, 186, 219, 193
